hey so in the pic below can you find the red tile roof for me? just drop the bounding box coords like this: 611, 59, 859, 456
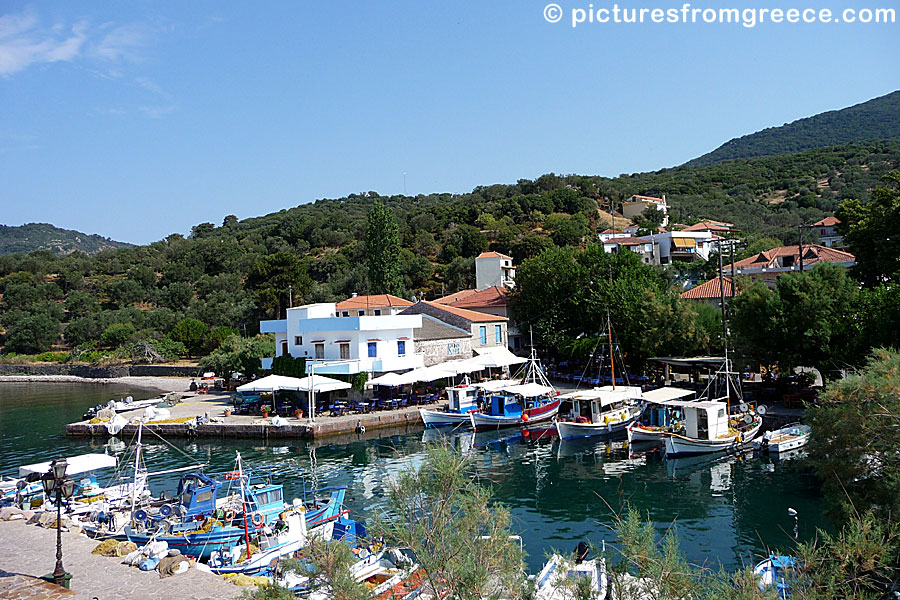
601, 229, 626, 234
683, 221, 735, 232
336, 294, 413, 310
627, 194, 666, 205
445, 286, 508, 308
681, 277, 734, 300
812, 216, 840, 227
423, 301, 507, 322
603, 236, 649, 246
433, 289, 479, 305
476, 251, 512, 260
731, 245, 855, 270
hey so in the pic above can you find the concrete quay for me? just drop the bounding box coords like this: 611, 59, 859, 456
66, 391, 431, 440
0, 520, 242, 600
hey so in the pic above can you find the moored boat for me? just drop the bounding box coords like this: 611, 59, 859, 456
534, 542, 608, 600
754, 554, 799, 596
555, 386, 643, 440
753, 424, 811, 454
626, 387, 697, 444
663, 402, 762, 457
418, 384, 481, 428
469, 390, 560, 431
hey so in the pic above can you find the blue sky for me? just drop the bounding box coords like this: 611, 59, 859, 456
1, 1, 897, 244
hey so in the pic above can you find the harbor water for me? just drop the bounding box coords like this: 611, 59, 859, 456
0, 383, 830, 574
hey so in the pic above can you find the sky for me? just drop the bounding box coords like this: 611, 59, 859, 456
0, 1, 897, 244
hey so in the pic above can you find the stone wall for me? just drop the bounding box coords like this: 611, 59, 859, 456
0, 364, 199, 378
414, 337, 473, 367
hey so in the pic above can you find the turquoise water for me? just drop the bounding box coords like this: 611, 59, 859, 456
0, 383, 829, 573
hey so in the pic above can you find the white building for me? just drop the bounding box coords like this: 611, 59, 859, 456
260, 302, 425, 375
475, 252, 515, 290
622, 194, 669, 227
811, 216, 843, 248
601, 236, 659, 265
641, 230, 717, 264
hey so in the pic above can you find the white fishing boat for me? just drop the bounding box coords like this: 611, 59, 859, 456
555, 387, 643, 440
753, 424, 811, 454
626, 388, 697, 444
534, 546, 608, 600
663, 401, 762, 457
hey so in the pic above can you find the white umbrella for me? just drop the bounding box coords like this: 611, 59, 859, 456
366, 372, 409, 387
473, 347, 529, 368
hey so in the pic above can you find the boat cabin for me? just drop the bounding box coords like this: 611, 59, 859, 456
486, 394, 523, 418
560, 386, 642, 424
178, 473, 222, 519
639, 388, 696, 427
682, 402, 729, 441
446, 386, 479, 414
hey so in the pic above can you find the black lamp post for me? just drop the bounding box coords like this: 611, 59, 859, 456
41, 458, 76, 588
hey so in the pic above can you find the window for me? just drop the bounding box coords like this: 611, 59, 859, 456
821, 228, 826, 235
342, 311, 349, 317
314, 344, 324, 360
448, 342, 461, 355
339, 343, 350, 360
294, 336, 302, 346
374, 309, 381, 316
358, 310, 364, 316
397, 340, 406, 356
368, 342, 377, 358
495, 325, 502, 344
479, 326, 487, 345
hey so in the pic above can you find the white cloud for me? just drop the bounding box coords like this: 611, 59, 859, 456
91, 23, 148, 62
0, 8, 89, 75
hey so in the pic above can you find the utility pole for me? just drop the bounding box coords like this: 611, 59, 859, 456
798, 224, 804, 273
729, 238, 736, 299
288, 285, 293, 308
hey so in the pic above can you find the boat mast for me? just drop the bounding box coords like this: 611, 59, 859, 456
717, 241, 731, 415
607, 311, 616, 390
129, 421, 144, 519
237, 452, 252, 561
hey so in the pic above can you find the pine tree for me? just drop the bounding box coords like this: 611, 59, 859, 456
365, 201, 403, 296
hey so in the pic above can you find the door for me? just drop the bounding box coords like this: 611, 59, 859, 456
281, 341, 288, 356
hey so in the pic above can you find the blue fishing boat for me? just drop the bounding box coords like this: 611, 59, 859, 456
418, 384, 481, 428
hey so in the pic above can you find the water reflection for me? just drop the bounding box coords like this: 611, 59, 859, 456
1, 384, 828, 574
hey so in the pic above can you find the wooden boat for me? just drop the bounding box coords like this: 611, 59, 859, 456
626, 388, 697, 444
663, 402, 762, 457
754, 554, 799, 596
555, 386, 643, 440
469, 392, 560, 431
418, 385, 480, 428
534, 543, 607, 600
753, 424, 811, 454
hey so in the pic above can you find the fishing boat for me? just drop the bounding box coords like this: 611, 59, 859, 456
534, 542, 608, 600
626, 388, 697, 444
2, 453, 124, 511
82, 395, 171, 421
555, 386, 643, 440
753, 424, 811, 454
469, 346, 560, 432
418, 384, 481, 428
663, 401, 762, 457
754, 554, 799, 597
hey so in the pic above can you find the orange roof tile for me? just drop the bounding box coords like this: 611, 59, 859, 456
627, 194, 666, 204
476, 251, 512, 260
603, 236, 650, 246
433, 289, 479, 305
446, 286, 508, 309
731, 245, 855, 270
683, 221, 735, 232
681, 277, 734, 300
423, 301, 507, 322
336, 294, 413, 310
812, 216, 840, 227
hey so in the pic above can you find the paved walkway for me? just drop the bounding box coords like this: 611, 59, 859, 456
0, 520, 243, 600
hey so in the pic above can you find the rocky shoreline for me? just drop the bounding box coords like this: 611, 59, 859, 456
0, 374, 193, 394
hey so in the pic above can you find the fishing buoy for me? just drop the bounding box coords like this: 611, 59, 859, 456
522, 413, 530, 422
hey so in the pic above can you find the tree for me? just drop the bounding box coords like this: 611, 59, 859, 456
837, 171, 900, 286
100, 322, 137, 348
365, 201, 403, 296
449, 224, 489, 258
3, 313, 60, 353
170, 318, 209, 356
206, 325, 239, 352
200, 334, 274, 380
246, 252, 313, 319
373, 444, 527, 600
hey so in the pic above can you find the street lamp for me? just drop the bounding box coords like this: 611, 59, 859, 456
42, 458, 76, 588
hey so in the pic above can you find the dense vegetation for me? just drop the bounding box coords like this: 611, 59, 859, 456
686, 90, 900, 167
0, 141, 897, 363
0, 223, 132, 256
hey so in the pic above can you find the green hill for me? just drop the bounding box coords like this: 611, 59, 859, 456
685, 90, 900, 167
0, 223, 133, 256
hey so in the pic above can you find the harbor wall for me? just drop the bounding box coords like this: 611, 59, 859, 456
0, 364, 199, 378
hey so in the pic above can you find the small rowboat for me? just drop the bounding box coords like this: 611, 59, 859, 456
752, 424, 811, 454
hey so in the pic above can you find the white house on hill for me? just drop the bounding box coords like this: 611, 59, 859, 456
475, 252, 515, 290
260, 302, 425, 375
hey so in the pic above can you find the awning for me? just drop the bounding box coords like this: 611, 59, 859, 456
237, 374, 351, 393
673, 238, 696, 249
366, 372, 409, 387
502, 383, 554, 398
473, 347, 528, 368
642, 387, 696, 403
20, 453, 117, 477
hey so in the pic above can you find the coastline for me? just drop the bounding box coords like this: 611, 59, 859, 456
0, 375, 193, 395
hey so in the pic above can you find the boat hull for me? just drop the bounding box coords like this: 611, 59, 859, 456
470, 399, 561, 432
627, 424, 672, 444
125, 525, 245, 560
418, 408, 475, 429
556, 411, 639, 440
752, 425, 811, 454
664, 418, 762, 457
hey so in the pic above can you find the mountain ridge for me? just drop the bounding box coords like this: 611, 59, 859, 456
0, 222, 133, 256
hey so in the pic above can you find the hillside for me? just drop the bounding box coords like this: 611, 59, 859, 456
0, 140, 897, 360
0, 223, 133, 256
686, 90, 900, 167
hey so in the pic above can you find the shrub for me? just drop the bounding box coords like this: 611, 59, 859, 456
100, 323, 137, 348
3, 313, 60, 354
